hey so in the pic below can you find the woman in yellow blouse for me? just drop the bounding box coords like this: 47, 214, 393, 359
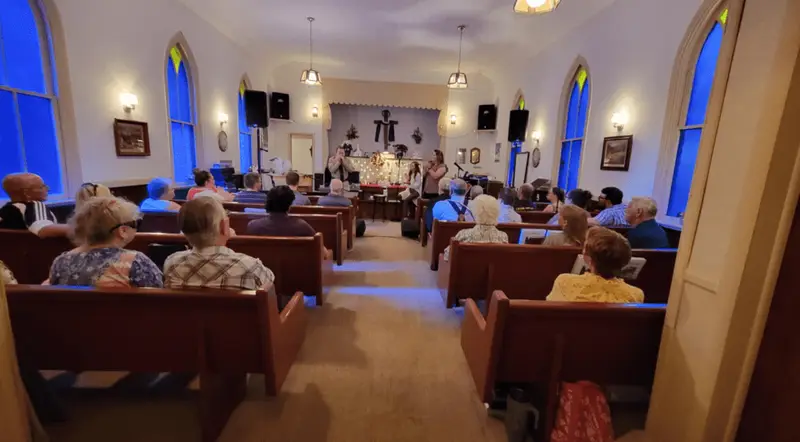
547, 227, 644, 303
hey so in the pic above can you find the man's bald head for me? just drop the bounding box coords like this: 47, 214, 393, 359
2, 173, 47, 201
329, 179, 344, 196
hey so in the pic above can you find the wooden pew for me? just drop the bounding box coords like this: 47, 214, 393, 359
418, 199, 431, 246
461, 291, 665, 440
428, 220, 562, 270
0, 229, 331, 305
518, 211, 555, 224
126, 233, 331, 306
7, 284, 307, 442
289, 205, 356, 250
227, 212, 345, 266
438, 241, 677, 307
139, 211, 346, 266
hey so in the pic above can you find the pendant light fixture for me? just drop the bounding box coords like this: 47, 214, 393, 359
513, 0, 561, 15
300, 17, 322, 86
447, 25, 468, 89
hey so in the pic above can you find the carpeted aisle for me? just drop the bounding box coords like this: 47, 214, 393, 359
45, 221, 506, 441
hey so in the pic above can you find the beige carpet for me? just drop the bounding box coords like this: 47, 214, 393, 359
46, 222, 507, 442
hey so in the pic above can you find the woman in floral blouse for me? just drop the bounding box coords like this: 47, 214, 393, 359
49, 197, 162, 288
444, 195, 509, 261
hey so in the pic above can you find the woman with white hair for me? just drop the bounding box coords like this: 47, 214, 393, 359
140, 177, 182, 212
49, 197, 162, 287
75, 182, 112, 208
443, 194, 509, 261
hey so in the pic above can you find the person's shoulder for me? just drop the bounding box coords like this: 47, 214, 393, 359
624, 284, 645, 303
163, 249, 192, 268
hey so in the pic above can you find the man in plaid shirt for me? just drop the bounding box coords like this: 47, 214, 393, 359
164, 197, 274, 290
589, 187, 631, 227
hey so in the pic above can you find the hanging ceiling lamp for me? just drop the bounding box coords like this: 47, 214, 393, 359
513, 0, 561, 15
300, 17, 322, 86
447, 25, 468, 89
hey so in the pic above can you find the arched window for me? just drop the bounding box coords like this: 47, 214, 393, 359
166, 44, 196, 184
557, 66, 590, 191
0, 0, 63, 198
237, 80, 253, 172
666, 8, 727, 217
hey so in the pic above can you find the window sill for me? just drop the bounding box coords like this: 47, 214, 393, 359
657, 216, 684, 232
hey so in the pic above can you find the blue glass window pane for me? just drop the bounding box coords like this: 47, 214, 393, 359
166, 63, 180, 121
177, 62, 191, 123
576, 83, 590, 138
567, 139, 582, 191
238, 94, 247, 132
1, 0, 46, 93
18, 93, 61, 193
667, 128, 703, 217
507, 141, 522, 186
171, 122, 194, 184
564, 83, 580, 139
685, 23, 723, 126
0, 90, 24, 198
239, 133, 252, 172
558, 140, 571, 190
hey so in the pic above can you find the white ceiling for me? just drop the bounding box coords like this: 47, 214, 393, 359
177, 0, 620, 83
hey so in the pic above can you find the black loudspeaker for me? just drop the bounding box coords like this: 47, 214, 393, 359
270, 92, 290, 120
244, 90, 268, 128
508, 109, 530, 142
477, 104, 497, 130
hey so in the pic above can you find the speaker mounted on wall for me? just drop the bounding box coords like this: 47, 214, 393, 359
508, 109, 530, 142
477, 104, 497, 130
244, 90, 268, 128
270, 92, 291, 120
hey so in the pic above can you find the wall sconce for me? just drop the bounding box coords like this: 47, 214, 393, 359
120, 93, 138, 112
218, 112, 229, 128
611, 111, 629, 131
531, 130, 542, 146
450, 114, 457, 125
311, 106, 319, 118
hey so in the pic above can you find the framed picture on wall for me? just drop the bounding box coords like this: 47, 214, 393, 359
494, 143, 502, 163
600, 135, 633, 171
470, 147, 481, 164
113, 119, 150, 157
457, 148, 467, 164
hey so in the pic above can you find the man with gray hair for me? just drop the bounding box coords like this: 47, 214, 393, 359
164, 197, 274, 290
432, 178, 474, 223
513, 183, 537, 211
624, 196, 669, 249
318, 179, 352, 207
234, 172, 267, 205
424, 177, 452, 233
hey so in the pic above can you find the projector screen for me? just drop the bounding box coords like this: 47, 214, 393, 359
514, 151, 530, 187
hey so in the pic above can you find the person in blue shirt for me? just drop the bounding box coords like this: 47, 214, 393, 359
285, 171, 311, 206
140, 178, 182, 212
234, 173, 267, 205
589, 186, 630, 226
432, 178, 474, 223
624, 197, 670, 249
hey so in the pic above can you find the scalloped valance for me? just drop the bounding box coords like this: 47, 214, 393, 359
323, 78, 448, 110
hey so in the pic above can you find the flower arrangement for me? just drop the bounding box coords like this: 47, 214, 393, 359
370, 152, 385, 167
411, 127, 423, 144
393, 144, 409, 160
346, 124, 359, 140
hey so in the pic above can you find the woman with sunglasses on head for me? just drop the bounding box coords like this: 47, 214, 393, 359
75, 182, 112, 208
49, 196, 162, 288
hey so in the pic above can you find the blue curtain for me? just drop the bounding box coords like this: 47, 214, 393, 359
166, 56, 196, 183
238, 92, 252, 172
0, 0, 62, 198
667, 22, 724, 217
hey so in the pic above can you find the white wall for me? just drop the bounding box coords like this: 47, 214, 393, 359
327, 104, 441, 158
53, 0, 255, 186
489, 0, 704, 197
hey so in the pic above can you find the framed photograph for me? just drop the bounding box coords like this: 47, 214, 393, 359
493, 143, 501, 163
113, 119, 150, 157
600, 135, 632, 171
470, 147, 481, 164
457, 148, 467, 165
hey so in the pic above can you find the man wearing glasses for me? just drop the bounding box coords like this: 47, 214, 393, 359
589, 186, 631, 227
0, 173, 68, 237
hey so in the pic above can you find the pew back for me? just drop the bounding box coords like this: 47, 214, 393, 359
289, 205, 355, 249
461, 292, 665, 438
0, 229, 73, 284
518, 211, 554, 224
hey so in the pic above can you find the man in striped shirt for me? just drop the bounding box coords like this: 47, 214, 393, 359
0, 173, 68, 238
233, 172, 267, 205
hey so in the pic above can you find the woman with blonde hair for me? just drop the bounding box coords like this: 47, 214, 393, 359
75, 182, 112, 208
443, 194, 509, 261
543, 204, 589, 247
49, 197, 162, 288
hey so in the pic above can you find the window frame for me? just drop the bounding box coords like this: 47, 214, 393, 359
555, 64, 591, 192
0, 0, 66, 198
164, 41, 198, 185
238, 78, 254, 173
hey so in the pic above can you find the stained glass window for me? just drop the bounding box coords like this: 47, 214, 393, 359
557, 66, 590, 191
517, 95, 525, 111
166, 44, 196, 184
238, 80, 253, 172
666, 9, 726, 217
507, 140, 523, 186
0, 0, 63, 198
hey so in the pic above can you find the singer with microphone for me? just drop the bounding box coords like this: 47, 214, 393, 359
326, 146, 354, 185
422, 149, 448, 199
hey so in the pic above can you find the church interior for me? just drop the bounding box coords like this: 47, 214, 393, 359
1, 0, 799, 441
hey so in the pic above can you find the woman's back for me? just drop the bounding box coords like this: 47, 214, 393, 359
49, 248, 163, 288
